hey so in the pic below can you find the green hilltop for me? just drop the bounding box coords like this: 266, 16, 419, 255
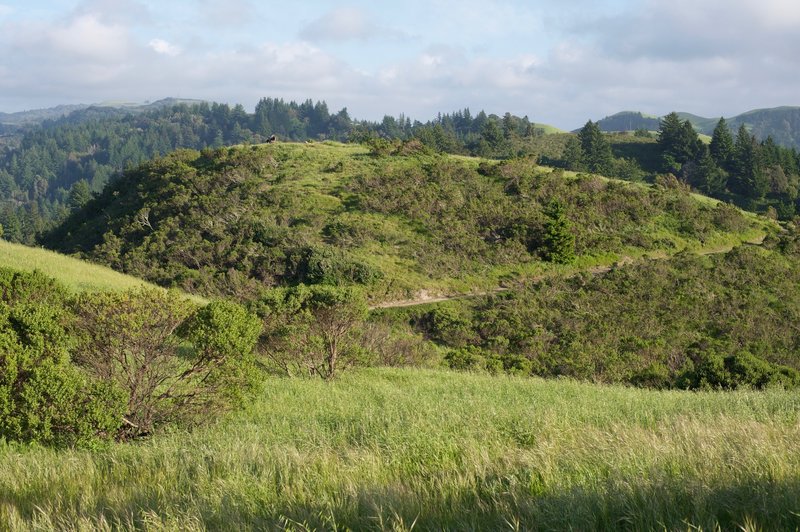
43, 140, 768, 302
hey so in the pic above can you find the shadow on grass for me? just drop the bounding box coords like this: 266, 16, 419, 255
255, 476, 800, 531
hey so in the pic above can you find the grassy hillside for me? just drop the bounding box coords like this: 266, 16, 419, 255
385, 242, 800, 388
2, 368, 798, 530
0, 240, 158, 293
0, 240, 206, 303
43, 141, 769, 302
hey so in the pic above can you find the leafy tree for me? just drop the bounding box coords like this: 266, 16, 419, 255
0, 269, 125, 447
73, 289, 261, 438
256, 285, 368, 379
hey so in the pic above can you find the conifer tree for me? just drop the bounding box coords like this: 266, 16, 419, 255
542, 200, 575, 264
731, 125, 767, 198
709, 118, 734, 171
578, 121, 613, 175
695, 147, 727, 195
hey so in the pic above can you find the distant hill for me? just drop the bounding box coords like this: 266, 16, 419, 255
597, 107, 800, 149
0, 98, 209, 128
0, 104, 89, 126
592, 111, 660, 133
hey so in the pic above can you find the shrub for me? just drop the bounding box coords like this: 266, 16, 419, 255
73, 289, 261, 438
256, 285, 368, 379
298, 246, 383, 286
419, 305, 477, 348
445, 346, 487, 372
0, 269, 125, 447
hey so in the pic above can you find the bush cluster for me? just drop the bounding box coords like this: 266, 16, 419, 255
418, 247, 800, 390
0, 269, 262, 446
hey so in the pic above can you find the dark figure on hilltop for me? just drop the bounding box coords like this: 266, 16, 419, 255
267, 134, 277, 143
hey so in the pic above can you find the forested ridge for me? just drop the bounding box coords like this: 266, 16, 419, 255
3, 97, 800, 244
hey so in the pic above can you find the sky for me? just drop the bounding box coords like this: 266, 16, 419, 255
0, 0, 798, 129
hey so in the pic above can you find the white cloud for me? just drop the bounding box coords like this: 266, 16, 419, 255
196, 0, 256, 28
0, 0, 798, 129
149, 38, 181, 57
300, 7, 373, 42
49, 14, 131, 60
299, 6, 407, 43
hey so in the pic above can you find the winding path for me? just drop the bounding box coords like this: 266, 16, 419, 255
369, 235, 767, 310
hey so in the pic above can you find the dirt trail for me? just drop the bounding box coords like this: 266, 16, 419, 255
369, 234, 768, 310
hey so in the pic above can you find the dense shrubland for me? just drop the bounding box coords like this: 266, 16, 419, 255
403, 245, 800, 390
43, 143, 761, 301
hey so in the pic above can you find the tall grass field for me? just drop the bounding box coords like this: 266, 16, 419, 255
2, 368, 798, 530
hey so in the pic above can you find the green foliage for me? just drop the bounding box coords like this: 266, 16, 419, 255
298, 245, 382, 286
178, 299, 263, 403
256, 285, 369, 379
420, 305, 476, 348
709, 118, 734, 171
731, 124, 768, 198
444, 345, 489, 371
0, 269, 125, 447
577, 120, 614, 174
41, 144, 760, 301
541, 200, 575, 264
413, 247, 800, 389
67, 179, 92, 212
73, 288, 260, 438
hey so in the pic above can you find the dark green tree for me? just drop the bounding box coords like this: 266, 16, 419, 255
657, 112, 702, 176
577, 121, 613, 174
694, 147, 728, 195
68, 179, 92, 212
731, 125, 767, 198
562, 136, 585, 171
709, 118, 734, 171
542, 200, 575, 264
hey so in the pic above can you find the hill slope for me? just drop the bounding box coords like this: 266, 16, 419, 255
43, 141, 768, 302
0, 239, 206, 304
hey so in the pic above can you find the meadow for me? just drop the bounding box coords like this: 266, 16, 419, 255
2, 368, 798, 530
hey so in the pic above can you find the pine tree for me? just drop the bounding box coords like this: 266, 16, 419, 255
542, 201, 575, 264
695, 147, 727, 195
68, 179, 92, 212
578, 121, 613, 174
731, 125, 767, 198
562, 137, 585, 171
657, 112, 701, 175
709, 118, 734, 171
